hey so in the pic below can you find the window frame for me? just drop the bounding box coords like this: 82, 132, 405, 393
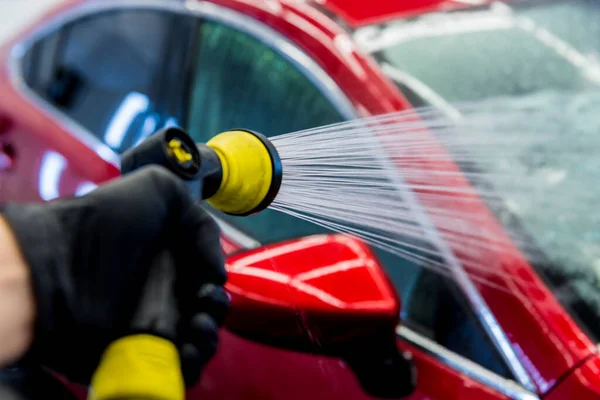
7, 0, 536, 398
23, 9, 194, 152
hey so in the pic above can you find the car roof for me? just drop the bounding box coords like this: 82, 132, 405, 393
317, 0, 498, 28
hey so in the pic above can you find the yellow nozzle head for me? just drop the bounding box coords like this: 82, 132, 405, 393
206, 130, 282, 216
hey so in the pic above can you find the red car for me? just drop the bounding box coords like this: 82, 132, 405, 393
1, 0, 599, 399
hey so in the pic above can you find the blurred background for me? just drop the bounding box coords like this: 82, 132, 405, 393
0, 0, 62, 43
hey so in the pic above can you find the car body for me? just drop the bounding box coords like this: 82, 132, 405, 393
1, 0, 600, 399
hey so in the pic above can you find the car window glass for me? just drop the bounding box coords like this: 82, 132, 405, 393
403, 268, 512, 377
22, 10, 195, 153
23, 30, 62, 90
376, 3, 599, 102
372, 0, 600, 346
185, 20, 512, 379
185, 21, 343, 243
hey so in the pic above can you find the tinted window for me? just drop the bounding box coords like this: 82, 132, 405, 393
186, 21, 343, 242
403, 269, 512, 377
23, 10, 196, 153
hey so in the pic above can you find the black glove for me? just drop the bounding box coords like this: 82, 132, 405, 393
0, 166, 229, 386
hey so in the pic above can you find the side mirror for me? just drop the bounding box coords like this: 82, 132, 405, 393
224, 234, 416, 398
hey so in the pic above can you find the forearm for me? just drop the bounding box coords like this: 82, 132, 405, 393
0, 216, 35, 366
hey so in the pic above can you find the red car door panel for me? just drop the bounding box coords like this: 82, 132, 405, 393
189, 330, 517, 400
546, 354, 600, 400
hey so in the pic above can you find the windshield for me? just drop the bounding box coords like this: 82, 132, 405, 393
358, 0, 600, 341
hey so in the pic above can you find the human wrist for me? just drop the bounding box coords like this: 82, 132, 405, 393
0, 216, 36, 366
1, 204, 71, 344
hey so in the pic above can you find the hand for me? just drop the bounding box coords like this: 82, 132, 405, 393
0, 166, 229, 385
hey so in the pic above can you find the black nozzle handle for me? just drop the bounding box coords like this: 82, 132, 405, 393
195, 145, 222, 199
121, 127, 202, 180
120, 127, 223, 200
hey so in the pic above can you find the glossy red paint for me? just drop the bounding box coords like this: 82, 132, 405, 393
319, 0, 497, 27
398, 340, 515, 400
188, 329, 516, 400
545, 354, 600, 400
190, 329, 375, 400
224, 234, 399, 347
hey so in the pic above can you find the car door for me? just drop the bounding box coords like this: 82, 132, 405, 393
9, 1, 537, 400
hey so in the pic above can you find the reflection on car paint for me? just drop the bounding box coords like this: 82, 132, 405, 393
38, 151, 66, 200
104, 91, 151, 149
75, 181, 98, 196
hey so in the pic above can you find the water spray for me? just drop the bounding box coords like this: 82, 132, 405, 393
90, 93, 600, 400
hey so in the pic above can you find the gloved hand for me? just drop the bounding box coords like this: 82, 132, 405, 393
0, 166, 229, 386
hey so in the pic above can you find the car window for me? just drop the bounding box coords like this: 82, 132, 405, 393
373, 2, 600, 102
185, 21, 512, 379
185, 21, 344, 243
22, 10, 196, 154
369, 0, 600, 347
403, 268, 513, 377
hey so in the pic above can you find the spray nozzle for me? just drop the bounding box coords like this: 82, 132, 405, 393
120, 127, 282, 216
